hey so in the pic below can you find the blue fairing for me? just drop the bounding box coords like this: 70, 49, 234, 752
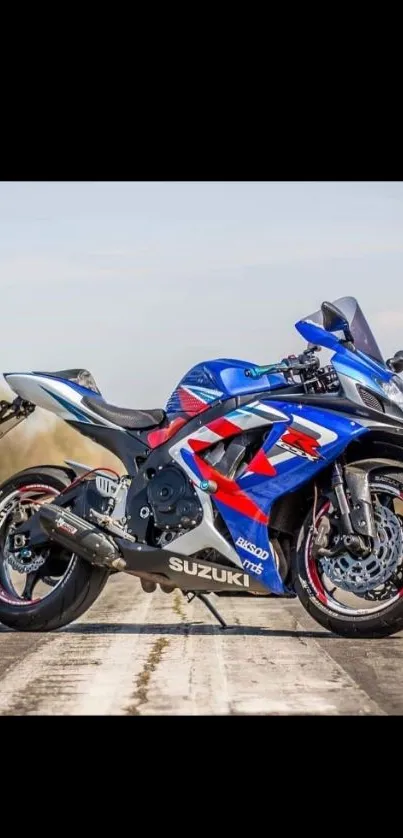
295, 318, 344, 353
178, 394, 370, 594
332, 348, 392, 389
221, 401, 367, 594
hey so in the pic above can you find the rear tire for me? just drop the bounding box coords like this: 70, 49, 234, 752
293, 471, 403, 638
0, 467, 110, 631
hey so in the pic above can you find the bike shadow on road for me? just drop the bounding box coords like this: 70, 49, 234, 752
57, 622, 339, 638
1, 622, 402, 639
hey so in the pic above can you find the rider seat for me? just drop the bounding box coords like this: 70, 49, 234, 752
81, 396, 166, 430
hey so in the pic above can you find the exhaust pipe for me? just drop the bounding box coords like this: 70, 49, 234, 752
37, 503, 177, 590
38, 503, 268, 595
38, 503, 126, 571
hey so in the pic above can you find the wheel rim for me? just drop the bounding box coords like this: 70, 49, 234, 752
304, 481, 403, 616
0, 483, 76, 607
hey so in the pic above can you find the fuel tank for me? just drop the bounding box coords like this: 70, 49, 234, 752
165, 357, 288, 419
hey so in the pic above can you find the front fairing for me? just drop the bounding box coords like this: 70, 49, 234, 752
296, 304, 403, 421
332, 346, 392, 390
330, 346, 403, 420
296, 311, 393, 382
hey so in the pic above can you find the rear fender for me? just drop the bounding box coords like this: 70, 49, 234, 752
0, 464, 76, 490
63, 459, 119, 480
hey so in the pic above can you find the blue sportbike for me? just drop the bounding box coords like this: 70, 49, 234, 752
1, 295, 403, 638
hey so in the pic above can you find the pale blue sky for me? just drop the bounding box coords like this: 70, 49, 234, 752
1, 181, 403, 407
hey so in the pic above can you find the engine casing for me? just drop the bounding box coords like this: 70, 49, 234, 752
146, 465, 203, 531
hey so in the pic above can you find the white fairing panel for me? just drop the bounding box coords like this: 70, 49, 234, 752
4, 373, 123, 429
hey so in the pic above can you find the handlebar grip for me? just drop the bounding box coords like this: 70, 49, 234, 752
244, 363, 288, 379
245, 356, 318, 379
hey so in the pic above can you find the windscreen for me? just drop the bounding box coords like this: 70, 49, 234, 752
302, 296, 384, 364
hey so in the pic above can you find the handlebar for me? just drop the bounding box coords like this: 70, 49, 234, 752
244, 353, 320, 380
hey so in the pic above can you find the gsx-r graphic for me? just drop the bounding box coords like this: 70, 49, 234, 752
2, 295, 403, 638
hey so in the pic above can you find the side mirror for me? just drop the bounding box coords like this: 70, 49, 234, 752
321, 301, 354, 343
387, 350, 403, 373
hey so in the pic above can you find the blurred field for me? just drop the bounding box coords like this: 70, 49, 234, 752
0, 386, 124, 484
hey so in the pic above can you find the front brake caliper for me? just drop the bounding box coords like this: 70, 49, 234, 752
311, 516, 331, 559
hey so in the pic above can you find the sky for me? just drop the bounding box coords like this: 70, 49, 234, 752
1, 181, 403, 409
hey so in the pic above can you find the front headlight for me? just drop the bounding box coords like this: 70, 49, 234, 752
379, 375, 403, 410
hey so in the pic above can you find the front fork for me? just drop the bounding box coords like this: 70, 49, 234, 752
313, 459, 377, 559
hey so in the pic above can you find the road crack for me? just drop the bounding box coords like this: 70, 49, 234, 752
172, 590, 187, 621
125, 637, 170, 715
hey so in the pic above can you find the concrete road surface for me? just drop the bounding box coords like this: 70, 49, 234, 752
0, 573, 402, 715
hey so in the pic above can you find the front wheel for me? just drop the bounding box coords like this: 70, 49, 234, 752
293, 471, 403, 638
0, 467, 110, 631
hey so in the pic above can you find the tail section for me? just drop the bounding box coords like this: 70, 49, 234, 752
3, 372, 121, 429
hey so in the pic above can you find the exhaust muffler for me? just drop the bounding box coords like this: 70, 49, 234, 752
37, 503, 177, 589
38, 503, 126, 570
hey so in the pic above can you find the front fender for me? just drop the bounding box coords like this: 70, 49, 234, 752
344, 457, 403, 538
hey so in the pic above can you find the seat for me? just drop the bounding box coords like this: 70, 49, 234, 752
33, 368, 101, 394
81, 395, 166, 430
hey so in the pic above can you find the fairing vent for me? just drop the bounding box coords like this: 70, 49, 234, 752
357, 386, 384, 413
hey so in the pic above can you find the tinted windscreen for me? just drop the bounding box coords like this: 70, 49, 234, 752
301, 296, 384, 363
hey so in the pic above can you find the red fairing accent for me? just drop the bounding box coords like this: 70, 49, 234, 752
194, 455, 268, 525
187, 416, 242, 453
247, 449, 277, 476
147, 416, 187, 449
206, 417, 241, 438
188, 437, 211, 453
178, 387, 208, 416
281, 428, 320, 458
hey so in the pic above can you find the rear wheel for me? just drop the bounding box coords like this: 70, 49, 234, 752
294, 471, 403, 638
0, 467, 110, 631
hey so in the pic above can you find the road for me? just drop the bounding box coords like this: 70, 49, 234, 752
0, 573, 402, 715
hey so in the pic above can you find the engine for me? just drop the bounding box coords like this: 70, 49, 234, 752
146, 465, 203, 531
69, 467, 203, 551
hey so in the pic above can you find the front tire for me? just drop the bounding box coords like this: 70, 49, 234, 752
0, 467, 110, 632
293, 471, 403, 638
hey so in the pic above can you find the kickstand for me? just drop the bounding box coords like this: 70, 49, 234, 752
186, 592, 228, 628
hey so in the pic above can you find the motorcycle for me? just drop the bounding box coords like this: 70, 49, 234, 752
2, 295, 403, 637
